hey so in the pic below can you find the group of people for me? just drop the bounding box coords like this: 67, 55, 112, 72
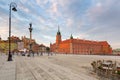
19, 51, 54, 57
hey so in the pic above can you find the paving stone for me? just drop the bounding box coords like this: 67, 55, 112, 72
0, 54, 120, 80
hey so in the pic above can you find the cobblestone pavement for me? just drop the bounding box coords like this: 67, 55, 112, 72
0, 54, 120, 80
0, 55, 15, 80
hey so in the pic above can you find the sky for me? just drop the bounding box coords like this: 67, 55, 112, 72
0, 0, 120, 49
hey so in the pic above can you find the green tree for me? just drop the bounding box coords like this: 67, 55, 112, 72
46, 47, 50, 52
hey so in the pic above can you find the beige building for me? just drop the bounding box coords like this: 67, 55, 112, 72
39, 44, 46, 52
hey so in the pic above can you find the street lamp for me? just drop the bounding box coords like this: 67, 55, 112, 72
28, 23, 33, 57
8, 2, 17, 61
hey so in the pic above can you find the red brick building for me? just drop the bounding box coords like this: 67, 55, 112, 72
50, 28, 112, 55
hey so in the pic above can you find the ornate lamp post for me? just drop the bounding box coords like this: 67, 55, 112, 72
28, 23, 33, 57
8, 2, 17, 61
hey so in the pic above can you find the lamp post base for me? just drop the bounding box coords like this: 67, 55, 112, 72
7, 54, 12, 61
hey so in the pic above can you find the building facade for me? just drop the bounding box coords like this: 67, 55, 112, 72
0, 35, 42, 53
39, 44, 47, 52
0, 40, 17, 53
50, 28, 112, 55
10, 35, 21, 43
21, 36, 36, 49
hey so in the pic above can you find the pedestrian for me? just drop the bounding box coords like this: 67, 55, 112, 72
51, 52, 53, 56
32, 51, 34, 57
48, 52, 50, 56
37, 52, 39, 56
40, 52, 43, 56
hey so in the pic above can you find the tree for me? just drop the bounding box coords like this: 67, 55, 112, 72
46, 47, 50, 52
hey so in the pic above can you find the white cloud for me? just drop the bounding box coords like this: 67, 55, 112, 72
47, 0, 60, 17
85, 0, 120, 49
19, 4, 30, 13
0, 23, 9, 40
20, 0, 28, 4
51, 2, 58, 13
73, 33, 89, 39
36, 0, 49, 7
96, 2, 102, 7
0, 0, 120, 49
38, 16, 45, 24
66, 18, 73, 27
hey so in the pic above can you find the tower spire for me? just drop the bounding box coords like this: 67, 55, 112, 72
58, 25, 60, 32
56, 25, 62, 44
57, 25, 61, 35
70, 34, 73, 39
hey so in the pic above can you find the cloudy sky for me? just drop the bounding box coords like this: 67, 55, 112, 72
0, 0, 120, 49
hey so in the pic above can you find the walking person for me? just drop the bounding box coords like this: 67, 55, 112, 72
48, 52, 50, 56
40, 52, 43, 56
37, 52, 39, 56
32, 51, 34, 57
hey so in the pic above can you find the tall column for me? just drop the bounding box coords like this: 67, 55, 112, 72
28, 23, 33, 57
